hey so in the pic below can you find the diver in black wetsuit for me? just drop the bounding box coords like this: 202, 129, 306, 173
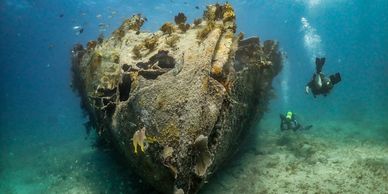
280, 111, 312, 131
305, 57, 341, 98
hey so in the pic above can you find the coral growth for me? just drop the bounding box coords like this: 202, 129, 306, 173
89, 52, 102, 73
160, 22, 175, 35
210, 64, 223, 78
194, 18, 202, 26
222, 3, 235, 22
144, 36, 159, 51
113, 14, 147, 40
166, 34, 180, 48
196, 21, 215, 40
174, 12, 187, 25
178, 23, 190, 32
132, 44, 143, 59
87, 40, 97, 50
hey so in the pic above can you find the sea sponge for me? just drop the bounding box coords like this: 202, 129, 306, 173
132, 44, 143, 59
193, 135, 212, 177
211, 64, 223, 77
174, 12, 187, 25
132, 127, 147, 154
222, 3, 235, 22
204, 4, 217, 21
162, 146, 174, 159
160, 22, 175, 35
113, 14, 147, 39
124, 14, 146, 31
112, 28, 126, 40
193, 18, 202, 26
144, 36, 159, 51
178, 23, 190, 32
87, 40, 97, 50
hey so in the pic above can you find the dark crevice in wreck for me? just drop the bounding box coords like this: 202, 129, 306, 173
118, 73, 131, 101
136, 50, 176, 80
96, 87, 116, 97
149, 50, 176, 68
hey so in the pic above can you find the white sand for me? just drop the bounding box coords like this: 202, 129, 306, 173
201, 120, 388, 194
2, 119, 386, 193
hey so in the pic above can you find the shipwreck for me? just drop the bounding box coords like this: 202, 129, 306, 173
71, 3, 282, 194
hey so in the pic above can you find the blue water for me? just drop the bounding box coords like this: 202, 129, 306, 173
1, 0, 387, 193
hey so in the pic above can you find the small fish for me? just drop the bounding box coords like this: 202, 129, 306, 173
98, 23, 109, 31
73, 25, 82, 30
96, 14, 102, 18
59, 13, 64, 18
73, 25, 84, 35
195, 6, 199, 9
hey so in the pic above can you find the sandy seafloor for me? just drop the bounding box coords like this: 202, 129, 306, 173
1, 115, 387, 194
201, 118, 388, 194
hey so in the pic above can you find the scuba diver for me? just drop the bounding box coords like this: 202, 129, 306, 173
305, 57, 341, 97
280, 111, 312, 131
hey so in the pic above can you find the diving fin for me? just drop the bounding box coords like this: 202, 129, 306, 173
302, 125, 313, 130
320, 58, 325, 65
329, 72, 341, 85
315, 57, 325, 73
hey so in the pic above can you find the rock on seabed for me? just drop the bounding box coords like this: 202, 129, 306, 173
71, 3, 282, 194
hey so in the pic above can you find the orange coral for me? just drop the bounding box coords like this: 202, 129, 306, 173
160, 22, 175, 35
211, 64, 223, 77
87, 40, 97, 50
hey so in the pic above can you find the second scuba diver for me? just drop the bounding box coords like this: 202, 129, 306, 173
280, 111, 312, 131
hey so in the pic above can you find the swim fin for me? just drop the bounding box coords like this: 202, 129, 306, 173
315, 57, 325, 73
302, 125, 313, 130
329, 72, 341, 85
